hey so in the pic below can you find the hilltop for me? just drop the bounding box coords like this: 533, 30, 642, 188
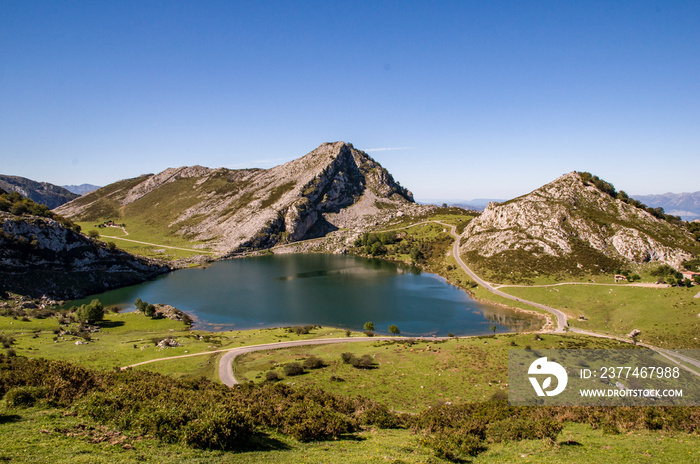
459, 172, 699, 282
0, 174, 79, 209
56, 142, 418, 255
0, 189, 168, 299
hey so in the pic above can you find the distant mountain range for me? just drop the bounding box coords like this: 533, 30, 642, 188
419, 198, 505, 211
62, 183, 101, 195
632, 192, 700, 221
0, 175, 78, 209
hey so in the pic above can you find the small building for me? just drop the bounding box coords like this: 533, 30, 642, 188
614, 274, 627, 283
681, 271, 700, 283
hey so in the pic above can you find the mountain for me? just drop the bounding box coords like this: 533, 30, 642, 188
632, 192, 700, 221
62, 183, 102, 195
0, 175, 79, 209
56, 142, 416, 255
418, 198, 505, 212
0, 191, 168, 299
459, 172, 699, 281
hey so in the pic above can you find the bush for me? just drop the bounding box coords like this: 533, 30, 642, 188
265, 371, 281, 382
351, 354, 375, 369
283, 362, 305, 376
75, 299, 104, 324
302, 356, 325, 370
4, 386, 47, 408
425, 430, 486, 462
340, 352, 356, 364
486, 417, 563, 443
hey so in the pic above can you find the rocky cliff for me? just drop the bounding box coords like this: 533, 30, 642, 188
56, 142, 417, 255
0, 175, 79, 209
1, 212, 169, 299
459, 172, 698, 280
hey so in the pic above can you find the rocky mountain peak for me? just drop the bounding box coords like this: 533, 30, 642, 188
55, 142, 418, 255
461, 172, 697, 279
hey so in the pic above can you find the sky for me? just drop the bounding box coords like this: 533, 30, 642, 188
1, 0, 699, 201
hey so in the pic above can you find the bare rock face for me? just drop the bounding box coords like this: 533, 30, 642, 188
0, 212, 169, 299
460, 172, 696, 276
56, 142, 416, 255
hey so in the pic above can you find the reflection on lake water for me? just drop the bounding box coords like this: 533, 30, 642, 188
69, 254, 544, 336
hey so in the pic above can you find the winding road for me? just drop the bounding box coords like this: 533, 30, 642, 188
435, 221, 569, 332
123, 219, 700, 382
124, 336, 446, 385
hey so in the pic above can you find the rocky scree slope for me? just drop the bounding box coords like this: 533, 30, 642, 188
459, 172, 698, 280
0, 175, 79, 209
56, 142, 416, 255
0, 211, 169, 299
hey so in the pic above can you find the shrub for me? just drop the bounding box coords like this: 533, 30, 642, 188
265, 371, 281, 382
75, 299, 104, 324
302, 356, 325, 370
4, 386, 47, 408
351, 354, 375, 369
424, 430, 486, 462
283, 362, 305, 376
486, 417, 563, 443
340, 352, 356, 364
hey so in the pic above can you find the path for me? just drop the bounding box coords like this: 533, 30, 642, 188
123, 336, 446, 386
123, 218, 699, 382
433, 221, 569, 333
99, 234, 215, 254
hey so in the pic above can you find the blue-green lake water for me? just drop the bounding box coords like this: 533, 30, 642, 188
70, 254, 543, 336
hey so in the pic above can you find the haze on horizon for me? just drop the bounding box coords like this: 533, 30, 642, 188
1, 1, 698, 201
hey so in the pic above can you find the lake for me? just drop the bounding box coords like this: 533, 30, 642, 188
69, 254, 544, 336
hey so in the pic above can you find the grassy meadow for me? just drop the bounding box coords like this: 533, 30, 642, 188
76, 220, 213, 260
498, 284, 700, 348
233, 333, 631, 411
1, 408, 698, 464
0, 312, 360, 374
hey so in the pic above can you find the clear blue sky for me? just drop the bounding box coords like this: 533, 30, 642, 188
1, 0, 698, 200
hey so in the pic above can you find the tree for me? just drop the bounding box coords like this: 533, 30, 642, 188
76, 299, 104, 324
388, 324, 400, 335
144, 304, 156, 318
363, 321, 375, 332
87, 230, 100, 239
409, 246, 424, 262
489, 324, 497, 335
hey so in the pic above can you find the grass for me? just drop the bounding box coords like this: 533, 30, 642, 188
0, 312, 365, 373
76, 220, 212, 260
498, 284, 700, 348
233, 333, 631, 411
1, 405, 698, 463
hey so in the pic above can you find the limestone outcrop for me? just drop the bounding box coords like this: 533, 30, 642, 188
56, 142, 417, 255
460, 172, 696, 276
